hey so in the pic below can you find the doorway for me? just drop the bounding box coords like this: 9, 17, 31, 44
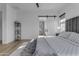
39, 17, 47, 36
38, 16, 58, 36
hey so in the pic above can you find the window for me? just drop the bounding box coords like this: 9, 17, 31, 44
58, 13, 66, 32
60, 18, 66, 32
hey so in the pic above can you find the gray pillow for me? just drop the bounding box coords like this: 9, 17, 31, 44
21, 39, 37, 56
58, 32, 72, 39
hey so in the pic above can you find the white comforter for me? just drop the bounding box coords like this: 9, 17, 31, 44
35, 37, 79, 56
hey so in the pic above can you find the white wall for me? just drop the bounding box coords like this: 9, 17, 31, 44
0, 12, 2, 41
17, 10, 58, 39
2, 4, 18, 44
2, 4, 7, 44
17, 12, 39, 39
6, 4, 17, 43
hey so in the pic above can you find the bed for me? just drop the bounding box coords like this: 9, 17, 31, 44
10, 32, 79, 56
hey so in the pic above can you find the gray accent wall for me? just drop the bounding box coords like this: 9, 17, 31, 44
66, 16, 79, 33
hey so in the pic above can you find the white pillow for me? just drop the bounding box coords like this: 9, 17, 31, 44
58, 32, 72, 39
69, 32, 79, 44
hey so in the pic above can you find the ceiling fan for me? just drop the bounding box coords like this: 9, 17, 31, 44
36, 3, 39, 8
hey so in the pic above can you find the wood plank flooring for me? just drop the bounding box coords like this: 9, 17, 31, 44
0, 40, 30, 56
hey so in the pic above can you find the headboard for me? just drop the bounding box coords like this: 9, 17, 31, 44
65, 16, 79, 33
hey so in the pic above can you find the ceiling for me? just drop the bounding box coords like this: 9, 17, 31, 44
9, 3, 69, 12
